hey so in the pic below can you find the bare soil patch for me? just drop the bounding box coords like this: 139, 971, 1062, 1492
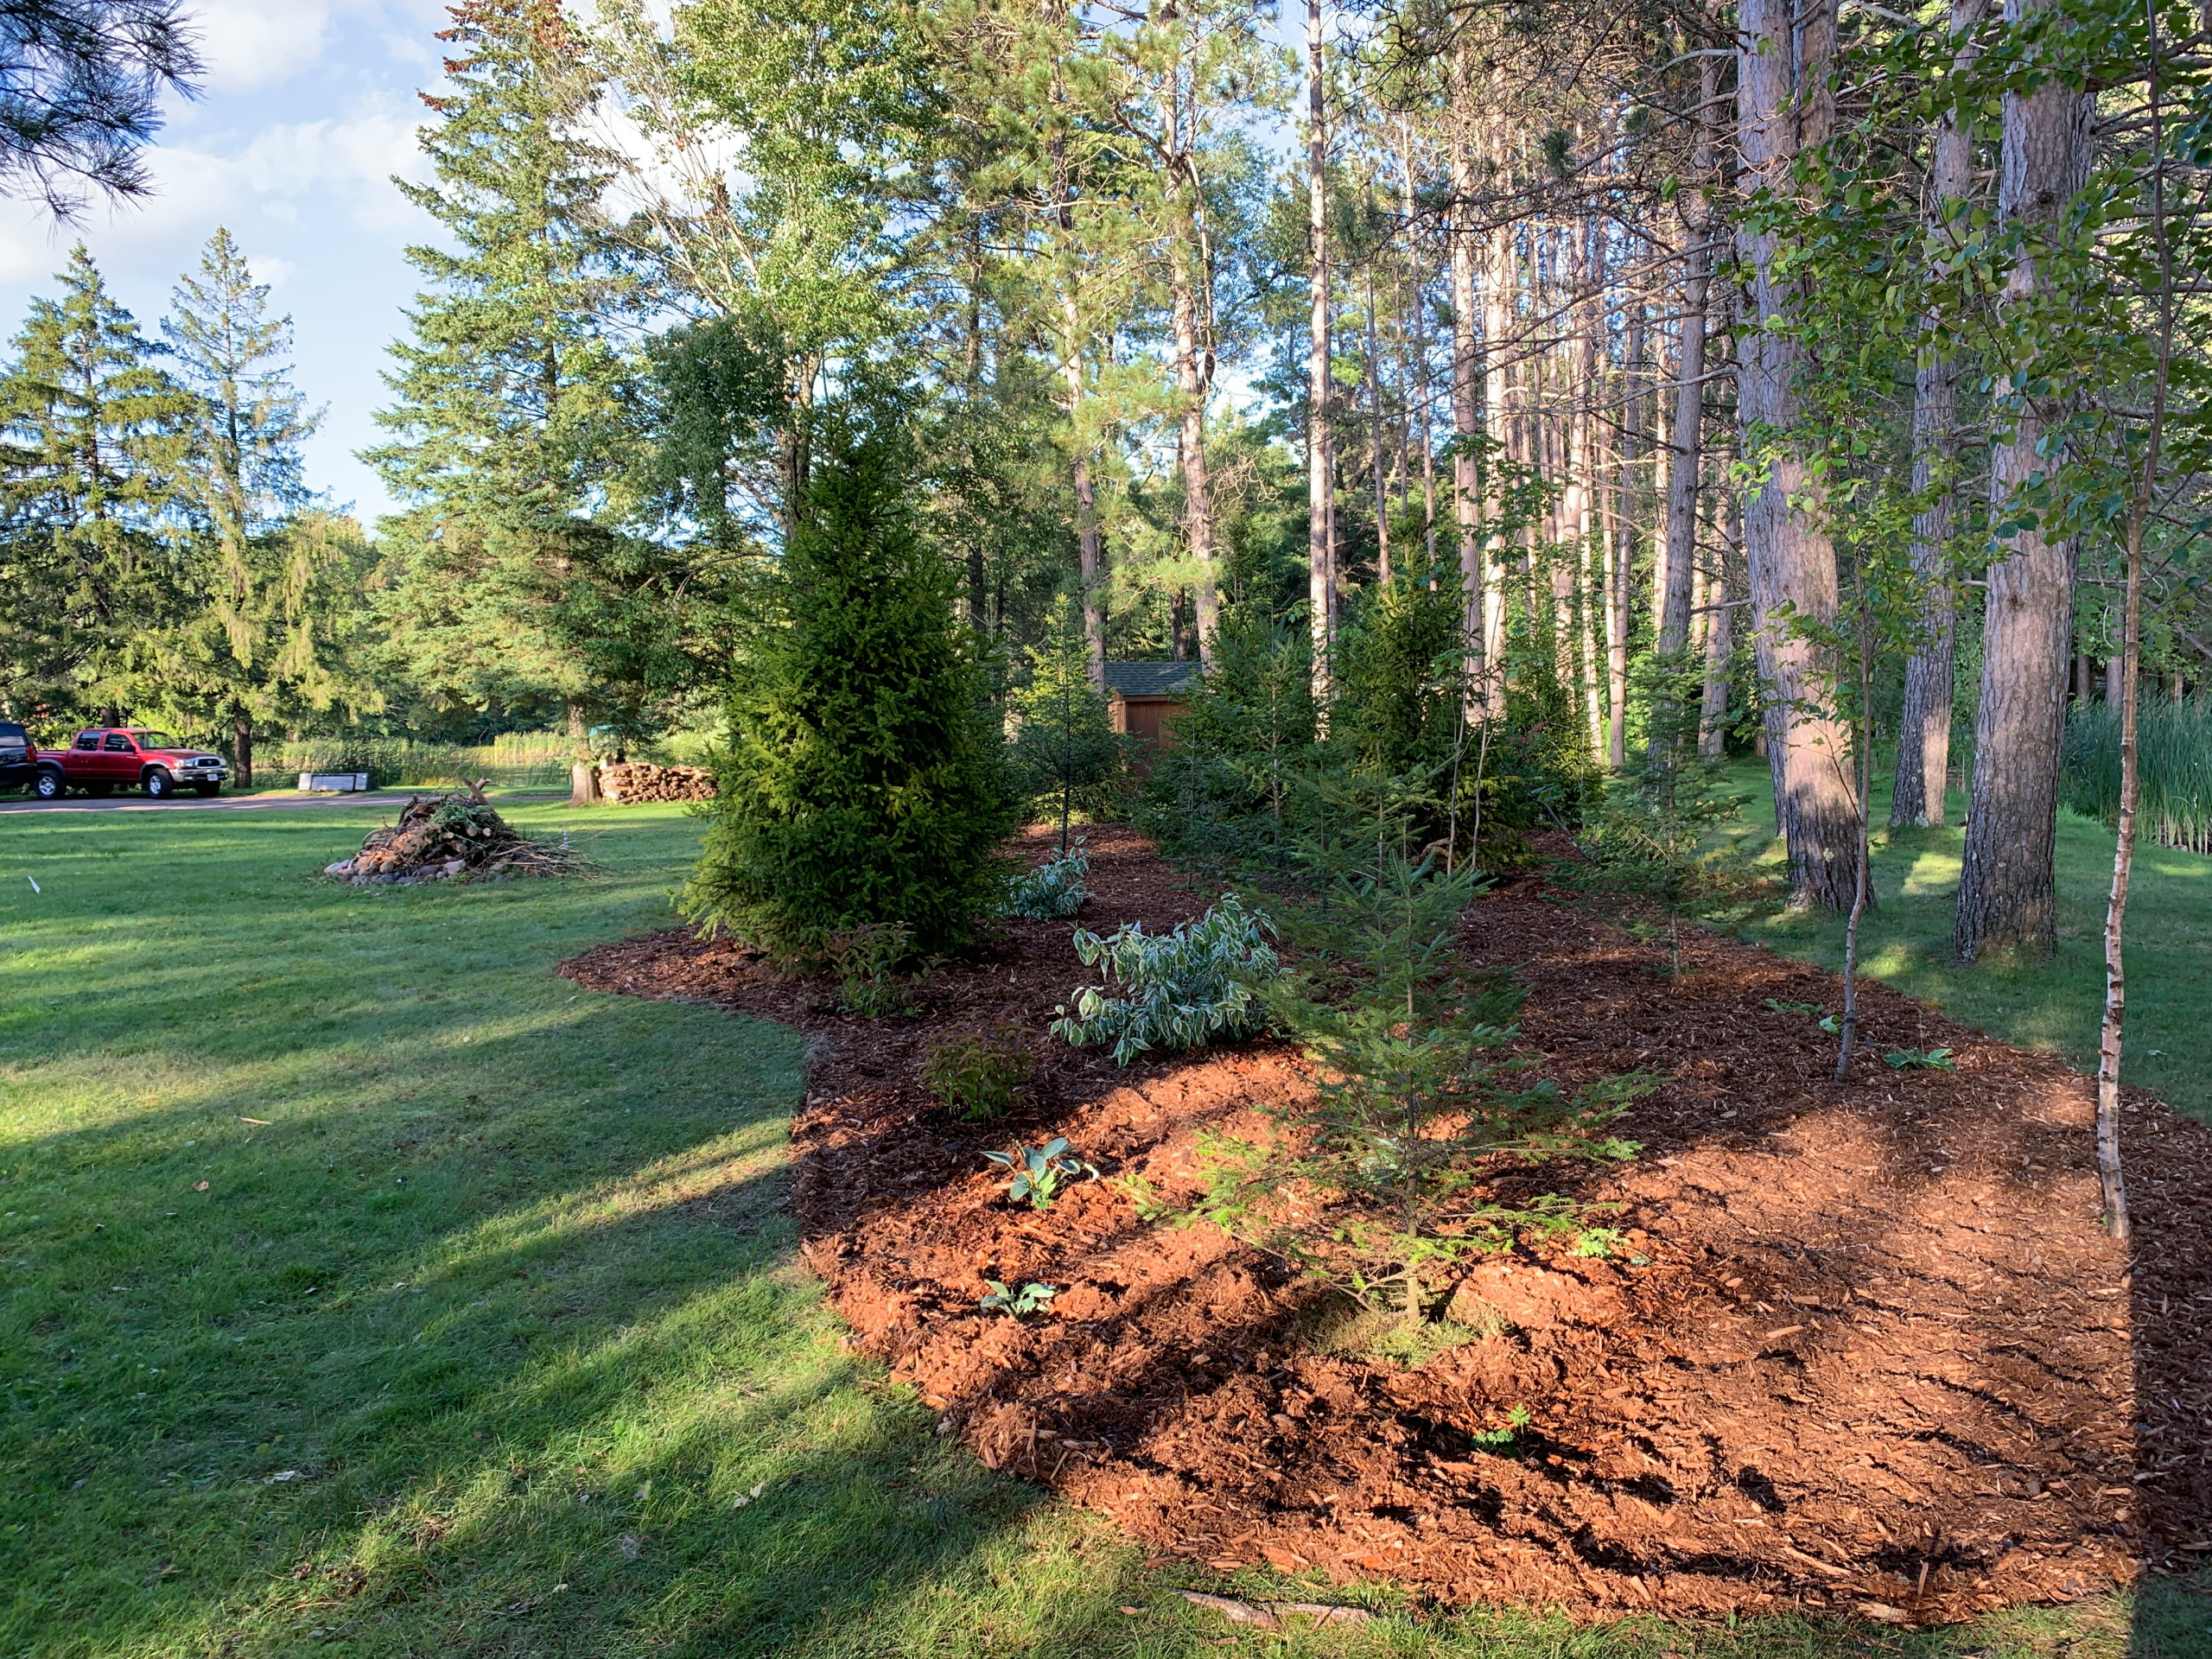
560, 826, 2212, 1623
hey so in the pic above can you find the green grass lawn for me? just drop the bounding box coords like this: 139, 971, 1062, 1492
0, 802, 2200, 1657
1710, 760, 2212, 1124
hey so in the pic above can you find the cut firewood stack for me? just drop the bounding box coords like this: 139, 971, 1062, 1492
598, 762, 715, 804
322, 784, 588, 885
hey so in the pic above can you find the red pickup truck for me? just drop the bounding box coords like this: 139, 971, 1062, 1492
29, 728, 230, 800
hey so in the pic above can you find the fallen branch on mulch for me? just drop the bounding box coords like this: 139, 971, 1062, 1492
324, 784, 588, 886
560, 825, 2212, 1626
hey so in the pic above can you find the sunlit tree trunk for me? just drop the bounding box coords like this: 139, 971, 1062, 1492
1894, 0, 1980, 828
1609, 296, 1645, 769
1955, 0, 2094, 958
1306, 0, 1333, 703
1449, 49, 1485, 715
1737, 0, 1862, 911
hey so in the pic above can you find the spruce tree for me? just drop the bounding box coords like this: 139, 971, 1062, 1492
367, 0, 637, 745
683, 427, 1015, 957
0, 245, 194, 719
1010, 590, 1123, 850
153, 228, 333, 779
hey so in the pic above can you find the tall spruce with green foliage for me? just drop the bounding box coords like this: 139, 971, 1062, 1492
366, 0, 640, 742
0, 245, 194, 721
1011, 591, 1124, 849
149, 229, 354, 779
683, 428, 1016, 957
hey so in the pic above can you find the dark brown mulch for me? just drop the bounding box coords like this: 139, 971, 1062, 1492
559, 825, 2212, 1624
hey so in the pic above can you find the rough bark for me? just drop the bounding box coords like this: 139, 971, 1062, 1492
1364, 256, 1391, 586
1479, 120, 1514, 716
1306, 0, 1333, 703
232, 711, 253, 790
1052, 127, 1108, 691
1609, 297, 1645, 769
1955, 0, 2093, 959
1170, 233, 1219, 661
1656, 53, 1718, 668
1737, 0, 1863, 911
1166, 54, 1220, 664
1699, 511, 1738, 756
1449, 49, 1484, 714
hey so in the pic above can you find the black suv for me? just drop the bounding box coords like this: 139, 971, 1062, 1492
0, 721, 34, 793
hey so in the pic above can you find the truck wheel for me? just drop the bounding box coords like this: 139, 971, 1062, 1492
32, 769, 62, 800
144, 768, 175, 799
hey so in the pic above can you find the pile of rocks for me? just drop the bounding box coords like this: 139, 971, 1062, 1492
323, 787, 585, 886
599, 762, 715, 804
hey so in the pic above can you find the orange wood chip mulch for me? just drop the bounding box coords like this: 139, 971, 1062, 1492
559, 827, 2212, 1624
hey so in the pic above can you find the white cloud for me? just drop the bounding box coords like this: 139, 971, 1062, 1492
0, 93, 434, 283
187, 0, 338, 93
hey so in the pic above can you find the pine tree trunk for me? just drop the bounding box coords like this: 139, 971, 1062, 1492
1892, 3, 1977, 828
1306, 0, 1334, 704
1737, 0, 1862, 911
1609, 298, 1644, 769
1364, 256, 1391, 586
1656, 55, 1717, 671
1171, 240, 1219, 662
1699, 528, 1735, 756
1449, 52, 1484, 717
1480, 130, 1515, 715
1956, 0, 2093, 959
233, 711, 253, 790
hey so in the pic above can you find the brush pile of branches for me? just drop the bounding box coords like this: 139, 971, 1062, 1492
600, 762, 715, 804
323, 785, 587, 885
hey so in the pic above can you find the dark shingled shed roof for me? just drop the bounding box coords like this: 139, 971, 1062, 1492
1103, 660, 1199, 698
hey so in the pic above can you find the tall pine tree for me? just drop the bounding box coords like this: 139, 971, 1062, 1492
0, 245, 194, 721
368, 0, 638, 746
153, 228, 341, 779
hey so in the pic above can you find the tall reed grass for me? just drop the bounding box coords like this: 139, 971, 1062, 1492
264, 733, 575, 791
2061, 696, 2212, 855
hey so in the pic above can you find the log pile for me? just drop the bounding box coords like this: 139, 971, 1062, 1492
599, 762, 716, 804
322, 785, 587, 885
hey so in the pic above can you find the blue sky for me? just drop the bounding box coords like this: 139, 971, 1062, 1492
0, 0, 454, 524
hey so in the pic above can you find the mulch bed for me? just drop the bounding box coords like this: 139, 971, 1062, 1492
559, 826, 2212, 1624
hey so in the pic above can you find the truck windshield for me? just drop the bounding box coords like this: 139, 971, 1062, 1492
130, 731, 182, 749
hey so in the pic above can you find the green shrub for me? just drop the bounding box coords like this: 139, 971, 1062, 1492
1049, 895, 1281, 1065
1186, 848, 1646, 1327
822, 923, 917, 1017
922, 1023, 1033, 1118
1002, 845, 1090, 919
681, 427, 1017, 957
1009, 594, 1127, 849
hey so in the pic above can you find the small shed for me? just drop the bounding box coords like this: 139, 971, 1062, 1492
1104, 660, 1199, 751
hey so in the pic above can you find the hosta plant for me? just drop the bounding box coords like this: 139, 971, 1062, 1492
982, 1137, 1097, 1210
1049, 894, 1281, 1065
1003, 844, 1091, 919
979, 1280, 1057, 1319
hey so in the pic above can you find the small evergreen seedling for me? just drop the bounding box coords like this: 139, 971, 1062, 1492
1009, 594, 1126, 852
